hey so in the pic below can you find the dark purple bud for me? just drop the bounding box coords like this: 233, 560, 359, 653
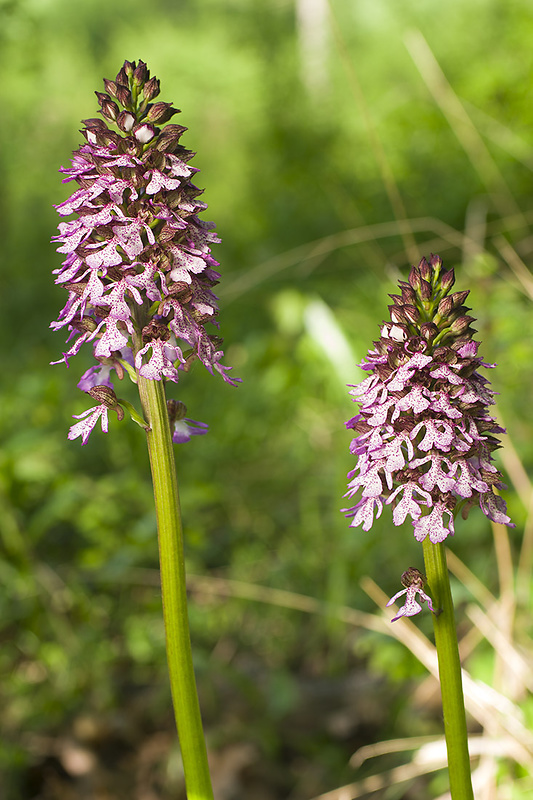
429, 254, 443, 271
115, 84, 133, 108
116, 65, 130, 85
408, 266, 421, 291
420, 322, 438, 341
143, 76, 161, 101
440, 269, 455, 293
121, 61, 135, 79
450, 290, 470, 308
145, 102, 180, 124
401, 285, 417, 304
133, 60, 149, 86
437, 296, 453, 317
95, 92, 119, 121
403, 305, 419, 324
154, 124, 188, 152
419, 279, 432, 301
103, 79, 120, 98
418, 257, 431, 283
449, 315, 475, 334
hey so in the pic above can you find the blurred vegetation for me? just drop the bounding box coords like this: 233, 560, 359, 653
1, 0, 533, 798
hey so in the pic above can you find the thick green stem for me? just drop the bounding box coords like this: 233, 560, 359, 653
422, 539, 474, 800
137, 374, 214, 800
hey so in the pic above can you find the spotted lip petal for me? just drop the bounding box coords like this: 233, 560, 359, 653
343, 254, 513, 539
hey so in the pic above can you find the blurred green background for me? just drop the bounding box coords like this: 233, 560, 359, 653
1, 0, 532, 798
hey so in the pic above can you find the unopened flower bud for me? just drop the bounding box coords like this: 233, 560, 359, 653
401, 285, 417, 305
440, 268, 455, 292
133, 123, 157, 143
437, 296, 453, 318
121, 61, 134, 79
116, 110, 135, 132
450, 290, 469, 309
103, 79, 120, 98
408, 266, 421, 291
450, 315, 475, 334
403, 305, 419, 324
419, 279, 432, 301
420, 322, 438, 341
429, 254, 443, 271
143, 76, 160, 101
95, 92, 119, 121
133, 60, 149, 87
115, 84, 133, 108
145, 102, 179, 124
418, 257, 432, 283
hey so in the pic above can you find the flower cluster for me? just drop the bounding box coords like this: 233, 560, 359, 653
51, 60, 239, 442
343, 255, 513, 543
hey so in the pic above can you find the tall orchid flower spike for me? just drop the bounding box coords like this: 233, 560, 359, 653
52, 58, 239, 443
343, 254, 513, 540
342, 254, 513, 800
51, 61, 241, 800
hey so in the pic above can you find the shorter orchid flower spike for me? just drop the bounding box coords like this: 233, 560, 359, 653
386, 567, 440, 623
167, 399, 208, 444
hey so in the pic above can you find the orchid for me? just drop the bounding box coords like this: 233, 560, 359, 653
343, 254, 513, 552
51, 59, 239, 444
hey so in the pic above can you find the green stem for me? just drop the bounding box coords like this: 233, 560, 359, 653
137, 374, 214, 800
422, 539, 474, 800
